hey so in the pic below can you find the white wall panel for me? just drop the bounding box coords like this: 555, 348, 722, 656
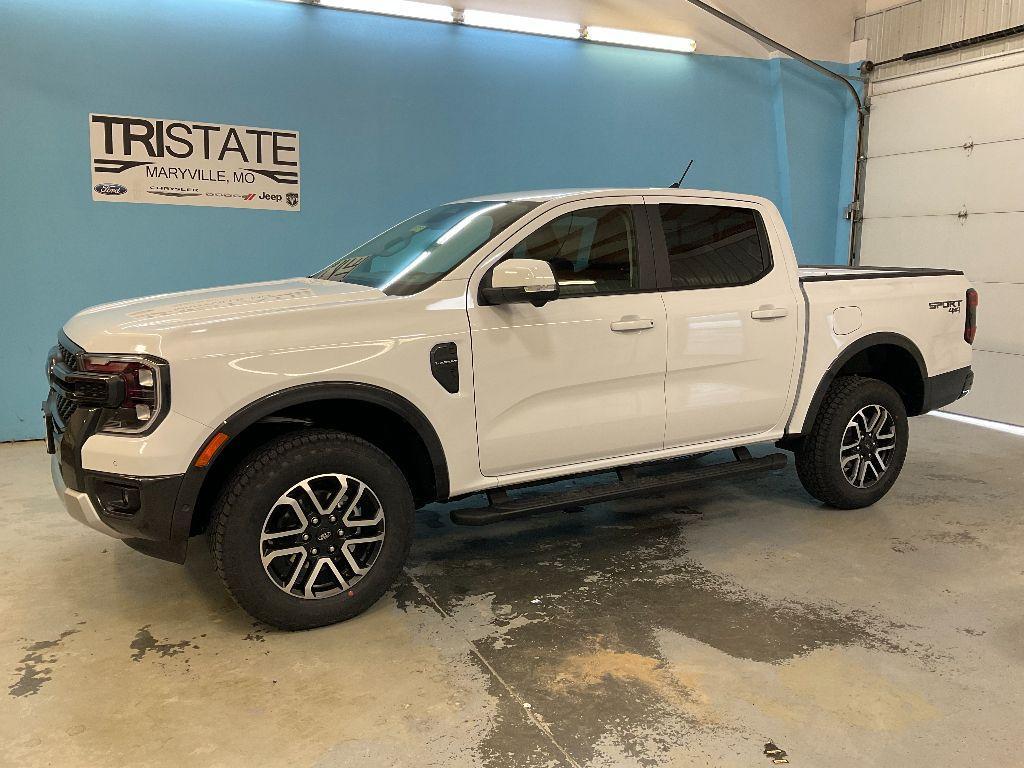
1009, 0, 1024, 52
854, 0, 1024, 79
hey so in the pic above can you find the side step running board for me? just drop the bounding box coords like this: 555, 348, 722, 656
450, 450, 788, 526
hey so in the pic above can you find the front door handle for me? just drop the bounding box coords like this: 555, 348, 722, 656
610, 316, 655, 332
750, 306, 789, 320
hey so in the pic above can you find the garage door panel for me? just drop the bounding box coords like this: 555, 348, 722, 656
862, 59, 1023, 425
966, 140, 1024, 213
862, 213, 1024, 284
956, 213, 1024, 283
860, 217, 958, 270
945, 349, 1024, 424
862, 148, 967, 218
973, 282, 1024, 355
869, 64, 1024, 157
863, 140, 1024, 219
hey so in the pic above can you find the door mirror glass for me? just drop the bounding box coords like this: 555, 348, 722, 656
481, 258, 559, 307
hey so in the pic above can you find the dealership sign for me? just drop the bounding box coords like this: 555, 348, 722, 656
89, 114, 300, 211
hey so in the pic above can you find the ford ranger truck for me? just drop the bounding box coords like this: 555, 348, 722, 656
44, 189, 977, 630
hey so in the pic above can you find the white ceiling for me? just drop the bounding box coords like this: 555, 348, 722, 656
410, 0, 866, 62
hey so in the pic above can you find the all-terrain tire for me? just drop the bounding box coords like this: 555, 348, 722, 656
209, 429, 414, 630
796, 375, 909, 509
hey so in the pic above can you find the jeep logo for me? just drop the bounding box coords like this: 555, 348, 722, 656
259, 192, 283, 203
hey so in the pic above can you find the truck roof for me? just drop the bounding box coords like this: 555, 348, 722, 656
455, 188, 775, 207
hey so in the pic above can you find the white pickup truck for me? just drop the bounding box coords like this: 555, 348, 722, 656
45, 188, 977, 629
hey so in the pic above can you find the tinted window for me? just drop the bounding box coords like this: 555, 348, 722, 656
658, 204, 771, 289
315, 201, 538, 296
509, 205, 639, 297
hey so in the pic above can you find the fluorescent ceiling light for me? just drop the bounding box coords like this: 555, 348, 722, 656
319, 0, 454, 23
929, 410, 1024, 437
461, 9, 581, 39
280, 0, 697, 55
585, 26, 696, 53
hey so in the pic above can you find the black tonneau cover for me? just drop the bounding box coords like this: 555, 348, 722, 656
799, 265, 964, 282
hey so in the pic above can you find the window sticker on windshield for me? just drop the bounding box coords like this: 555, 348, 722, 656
329, 256, 368, 278
409, 225, 427, 233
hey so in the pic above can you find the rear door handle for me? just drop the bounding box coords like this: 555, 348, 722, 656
750, 306, 789, 320
610, 316, 655, 332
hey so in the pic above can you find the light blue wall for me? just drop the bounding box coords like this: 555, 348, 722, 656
771, 58, 862, 266
0, 0, 857, 441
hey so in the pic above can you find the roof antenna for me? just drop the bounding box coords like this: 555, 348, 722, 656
669, 159, 694, 189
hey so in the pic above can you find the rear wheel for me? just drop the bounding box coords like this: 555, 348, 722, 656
796, 376, 909, 509
210, 430, 414, 630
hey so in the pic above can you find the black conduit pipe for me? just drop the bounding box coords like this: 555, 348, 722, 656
680, 0, 868, 265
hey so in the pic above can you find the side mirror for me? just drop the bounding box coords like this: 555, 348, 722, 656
480, 258, 560, 307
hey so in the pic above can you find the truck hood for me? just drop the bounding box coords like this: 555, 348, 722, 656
63, 278, 386, 354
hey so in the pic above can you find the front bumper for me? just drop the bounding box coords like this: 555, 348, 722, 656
45, 347, 193, 563
47, 402, 190, 561
51, 452, 126, 540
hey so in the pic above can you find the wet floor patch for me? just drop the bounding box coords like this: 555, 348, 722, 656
129, 626, 198, 663
400, 501, 914, 766
8, 629, 79, 698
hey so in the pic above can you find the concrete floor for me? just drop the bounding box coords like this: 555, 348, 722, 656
2, 415, 1022, 767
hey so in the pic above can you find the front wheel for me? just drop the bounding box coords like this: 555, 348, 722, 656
210, 430, 414, 630
795, 376, 909, 509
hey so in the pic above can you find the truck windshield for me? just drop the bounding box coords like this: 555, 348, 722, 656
314, 200, 539, 296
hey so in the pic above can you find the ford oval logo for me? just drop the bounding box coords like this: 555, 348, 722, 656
94, 183, 128, 196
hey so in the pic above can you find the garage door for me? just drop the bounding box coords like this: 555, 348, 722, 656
859, 51, 1024, 425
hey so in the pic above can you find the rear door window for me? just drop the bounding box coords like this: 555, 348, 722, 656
657, 204, 772, 289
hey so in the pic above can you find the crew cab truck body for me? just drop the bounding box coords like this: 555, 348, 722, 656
44, 188, 977, 629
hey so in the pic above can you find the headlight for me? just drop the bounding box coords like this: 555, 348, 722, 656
79, 354, 169, 435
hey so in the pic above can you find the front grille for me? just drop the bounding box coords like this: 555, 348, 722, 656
58, 341, 78, 369
54, 338, 80, 424
57, 395, 76, 423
